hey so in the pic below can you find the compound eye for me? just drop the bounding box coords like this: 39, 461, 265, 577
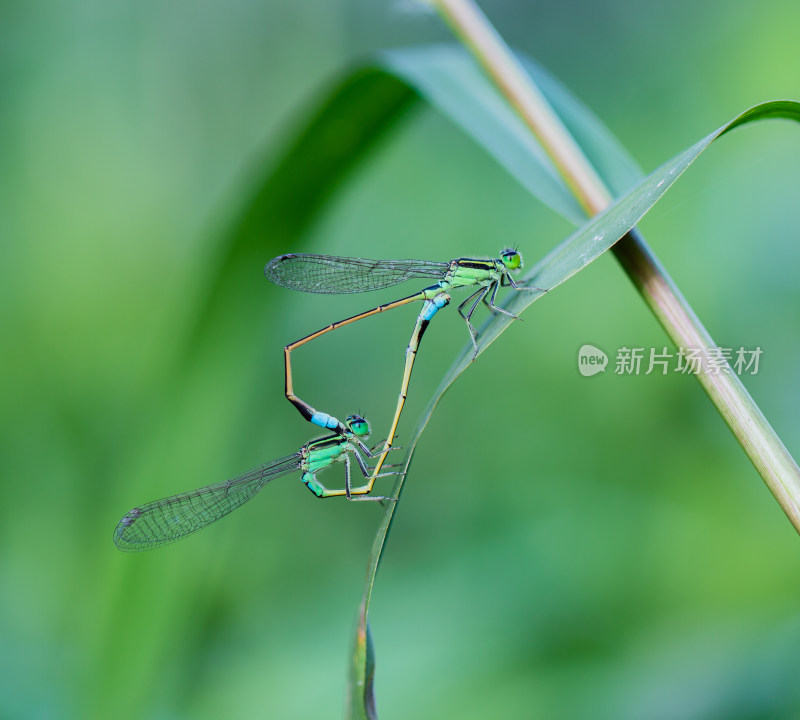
346, 414, 370, 437
501, 249, 522, 270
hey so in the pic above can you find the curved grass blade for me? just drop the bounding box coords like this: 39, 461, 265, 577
350, 100, 800, 717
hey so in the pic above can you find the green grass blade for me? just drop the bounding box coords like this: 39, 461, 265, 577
348, 608, 378, 720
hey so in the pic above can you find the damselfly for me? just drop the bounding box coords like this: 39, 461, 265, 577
265, 249, 544, 361
113, 415, 395, 551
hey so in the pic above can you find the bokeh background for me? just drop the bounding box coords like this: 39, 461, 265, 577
2, 1, 800, 718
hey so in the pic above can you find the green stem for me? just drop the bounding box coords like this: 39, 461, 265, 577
433, 0, 800, 532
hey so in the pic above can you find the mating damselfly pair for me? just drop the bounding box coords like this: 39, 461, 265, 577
114, 249, 545, 551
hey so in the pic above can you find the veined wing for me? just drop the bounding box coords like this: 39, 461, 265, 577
114, 452, 302, 552
264, 254, 450, 294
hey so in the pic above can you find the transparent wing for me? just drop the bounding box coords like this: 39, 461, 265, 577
114, 452, 302, 552
264, 254, 450, 294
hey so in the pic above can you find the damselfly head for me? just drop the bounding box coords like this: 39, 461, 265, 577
345, 415, 371, 438
500, 248, 522, 271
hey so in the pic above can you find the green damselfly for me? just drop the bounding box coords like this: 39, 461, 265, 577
265, 249, 545, 362
113, 415, 395, 551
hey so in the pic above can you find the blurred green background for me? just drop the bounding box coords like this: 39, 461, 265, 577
2, 1, 800, 718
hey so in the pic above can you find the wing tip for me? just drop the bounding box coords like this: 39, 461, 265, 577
113, 507, 145, 552
264, 253, 298, 281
